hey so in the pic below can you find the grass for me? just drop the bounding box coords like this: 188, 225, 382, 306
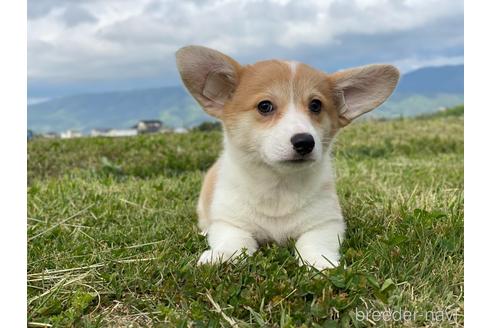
27, 109, 463, 327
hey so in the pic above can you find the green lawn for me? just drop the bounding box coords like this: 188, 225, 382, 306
27, 111, 464, 327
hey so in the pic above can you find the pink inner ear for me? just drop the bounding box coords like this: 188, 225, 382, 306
341, 85, 371, 120
202, 70, 236, 106
336, 91, 352, 126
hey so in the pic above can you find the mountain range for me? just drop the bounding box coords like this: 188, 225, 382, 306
27, 65, 463, 133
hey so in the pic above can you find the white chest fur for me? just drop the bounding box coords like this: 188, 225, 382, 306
209, 144, 344, 245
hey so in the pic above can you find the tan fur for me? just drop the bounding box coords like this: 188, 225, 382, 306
197, 161, 218, 231
221, 60, 340, 139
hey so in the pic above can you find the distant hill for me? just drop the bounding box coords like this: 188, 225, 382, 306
368, 65, 463, 118
394, 65, 464, 95
28, 87, 207, 133
27, 65, 463, 133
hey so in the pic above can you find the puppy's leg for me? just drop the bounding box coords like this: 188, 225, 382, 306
198, 221, 258, 265
295, 220, 345, 270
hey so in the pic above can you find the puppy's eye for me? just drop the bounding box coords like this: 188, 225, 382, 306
309, 99, 322, 113
257, 100, 274, 115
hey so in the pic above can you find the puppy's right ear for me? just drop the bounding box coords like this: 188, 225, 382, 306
176, 45, 241, 118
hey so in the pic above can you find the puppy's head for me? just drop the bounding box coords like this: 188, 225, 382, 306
176, 46, 399, 170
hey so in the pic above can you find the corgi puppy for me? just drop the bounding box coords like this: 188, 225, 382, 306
176, 45, 399, 270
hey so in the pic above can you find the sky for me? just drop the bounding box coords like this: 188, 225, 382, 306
27, 0, 463, 100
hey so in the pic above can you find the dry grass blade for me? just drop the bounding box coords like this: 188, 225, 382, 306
28, 204, 94, 241
28, 272, 91, 305
28, 322, 53, 327
271, 288, 297, 308
28, 257, 156, 278
28, 276, 68, 305
205, 292, 239, 327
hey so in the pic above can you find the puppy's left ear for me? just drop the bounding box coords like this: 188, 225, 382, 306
330, 64, 400, 127
176, 45, 241, 118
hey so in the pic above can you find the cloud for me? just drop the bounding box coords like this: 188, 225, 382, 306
27, 0, 463, 94
27, 0, 63, 19
62, 5, 98, 27
393, 55, 464, 73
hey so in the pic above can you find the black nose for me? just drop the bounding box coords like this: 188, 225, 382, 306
290, 133, 315, 156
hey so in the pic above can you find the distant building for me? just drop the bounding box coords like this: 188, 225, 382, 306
60, 130, 82, 139
135, 120, 163, 134
173, 127, 188, 134
90, 128, 112, 137
42, 132, 59, 139
109, 129, 138, 137
91, 128, 137, 137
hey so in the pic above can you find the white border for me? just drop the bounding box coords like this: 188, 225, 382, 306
464, 1, 492, 326
0, 0, 475, 326
0, 0, 27, 325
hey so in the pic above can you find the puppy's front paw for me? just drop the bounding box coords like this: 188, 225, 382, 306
298, 252, 339, 270
197, 249, 235, 265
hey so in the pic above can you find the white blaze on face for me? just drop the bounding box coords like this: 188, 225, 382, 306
259, 61, 322, 165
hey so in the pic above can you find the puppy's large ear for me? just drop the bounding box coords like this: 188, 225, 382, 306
330, 64, 400, 127
176, 45, 241, 118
